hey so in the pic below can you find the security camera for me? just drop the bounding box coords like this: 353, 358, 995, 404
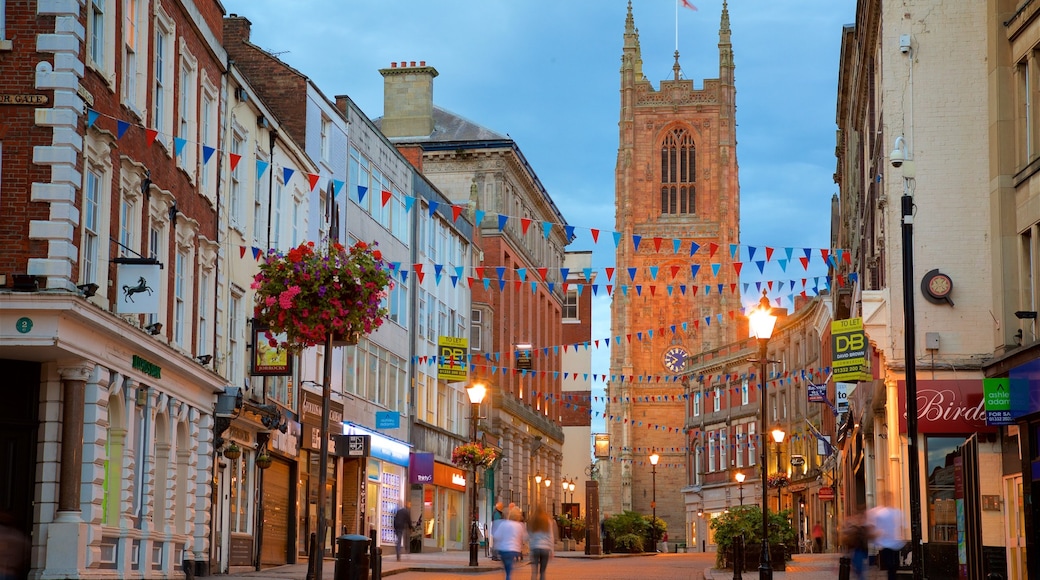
890, 146, 905, 168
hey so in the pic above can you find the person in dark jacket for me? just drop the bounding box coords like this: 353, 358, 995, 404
393, 501, 414, 561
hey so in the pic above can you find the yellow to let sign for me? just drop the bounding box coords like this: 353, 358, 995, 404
437, 335, 469, 382
831, 317, 870, 382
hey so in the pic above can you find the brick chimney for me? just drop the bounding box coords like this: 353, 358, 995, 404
223, 14, 251, 44
378, 61, 438, 138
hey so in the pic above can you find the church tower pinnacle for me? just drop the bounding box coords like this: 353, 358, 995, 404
603, 1, 742, 543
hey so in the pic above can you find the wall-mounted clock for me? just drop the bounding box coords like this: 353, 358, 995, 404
921, 269, 954, 306
663, 345, 689, 373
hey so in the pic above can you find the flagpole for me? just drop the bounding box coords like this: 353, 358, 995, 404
675, 0, 679, 53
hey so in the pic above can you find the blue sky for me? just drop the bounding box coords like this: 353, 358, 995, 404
223, 0, 856, 426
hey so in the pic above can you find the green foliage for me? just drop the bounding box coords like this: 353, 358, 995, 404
709, 506, 796, 568
603, 510, 667, 553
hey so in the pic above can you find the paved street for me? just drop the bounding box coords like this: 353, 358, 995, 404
207, 549, 850, 580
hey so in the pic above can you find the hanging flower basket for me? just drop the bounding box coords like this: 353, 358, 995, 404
252, 240, 393, 351
451, 442, 500, 470
223, 443, 242, 460
256, 453, 273, 470
768, 474, 790, 489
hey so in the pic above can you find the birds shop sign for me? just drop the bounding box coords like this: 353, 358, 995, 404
896, 379, 994, 434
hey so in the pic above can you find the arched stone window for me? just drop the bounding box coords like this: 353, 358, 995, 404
660, 128, 696, 214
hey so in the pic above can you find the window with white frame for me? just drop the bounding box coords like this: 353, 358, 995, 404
229, 131, 244, 228
320, 114, 330, 162
713, 386, 721, 412
88, 0, 115, 72
388, 275, 407, 326
177, 46, 198, 171
271, 177, 283, 250
199, 88, 217, 195
418, 289, 428, 342
735, 424, 744, 468
197, 269, 210, 357
174, 249, 187, 346
152, 8, 173, 136
748, 422, 756, 466
741, 378, 749, 406
121, 0, 145, 113
290, 199, 300, 247
563, 289, 578, 320
146, 224, 162, 327
707, 430, 716, 472
0, 0, 6, 44
228, 290, 243, 388
720, 428, 728, 470
227, 452, 253, 533
253, 151, 268, 247
693, 389, 700, 416
118, 186, 136, 258
83, 166, 103, 284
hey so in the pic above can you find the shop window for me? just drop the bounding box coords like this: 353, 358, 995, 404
925, 436, 965, 543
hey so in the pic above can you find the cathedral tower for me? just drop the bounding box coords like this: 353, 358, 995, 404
602, 2, 741, 542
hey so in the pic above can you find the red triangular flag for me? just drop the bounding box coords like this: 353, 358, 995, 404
381, 190, 392, 207
653, 237, 663, 252
452, 205, 464, 222
708, 242, 719, 258
521, 218, 532, 234
605, 267, 615, 281
733, 262, 743, 276
591, 228, 600, 243
475, 266, 484, 279
146, 129, 159, 145
670, 265, 680, 279
308, 173, 321, 191
537, 267, 548, 281
229, 153, 242, 171
799, 257, 810, 270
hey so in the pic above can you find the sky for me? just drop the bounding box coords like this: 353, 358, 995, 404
222, 0, 856, 427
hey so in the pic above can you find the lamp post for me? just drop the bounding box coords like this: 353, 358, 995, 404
649, 451, 659, 552
748, 290, 778, 580
735, 472, 746, 506
771, 429, 785, 513
466, 382, 487, 567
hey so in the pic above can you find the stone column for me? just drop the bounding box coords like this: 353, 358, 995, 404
58, 366, 88, 511
42, 362, 95, 579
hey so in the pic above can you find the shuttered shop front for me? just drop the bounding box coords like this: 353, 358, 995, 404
261, 458, 292, 566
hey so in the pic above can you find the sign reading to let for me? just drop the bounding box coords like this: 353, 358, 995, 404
437, 336, 468, 382
831, 318, 870, 382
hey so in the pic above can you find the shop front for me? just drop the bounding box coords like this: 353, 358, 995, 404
343, 423, 411, 548
420, 461, 467, 551
298, 391, 344, 558
258, 419, 300, 567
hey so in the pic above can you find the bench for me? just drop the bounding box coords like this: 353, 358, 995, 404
674, 543, 688, 553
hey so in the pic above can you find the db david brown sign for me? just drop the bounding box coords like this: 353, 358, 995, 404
896, 379, 995, 434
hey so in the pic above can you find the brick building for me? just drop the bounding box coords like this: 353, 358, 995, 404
602, 1, 742, 546
0, 0, 229, 576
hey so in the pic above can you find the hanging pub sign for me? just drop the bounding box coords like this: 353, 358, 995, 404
251, 323, 293, 376
113, 258, 161, 314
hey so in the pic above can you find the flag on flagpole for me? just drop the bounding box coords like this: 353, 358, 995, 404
680, 0, 697, 10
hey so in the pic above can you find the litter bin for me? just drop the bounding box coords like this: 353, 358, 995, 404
335, 534, 370, 580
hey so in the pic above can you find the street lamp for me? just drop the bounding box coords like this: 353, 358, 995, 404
466, 382, 487, 567
649, 450, 660, 552
735, 472, 746, 506
771, 429, 785, 513
748, 290, 778, 580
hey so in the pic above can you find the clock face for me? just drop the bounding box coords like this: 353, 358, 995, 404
663, 346, 689, 373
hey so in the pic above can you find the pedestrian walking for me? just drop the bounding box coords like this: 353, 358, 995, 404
840, 512, 871, 580
868, 491, 906, 580
492, 506, 527, 580
491, 501, 505, 561
393, 501, 414, 562
527, 508, 554, 580
600, 512, 611, 554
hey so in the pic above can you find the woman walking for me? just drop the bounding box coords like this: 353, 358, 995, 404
527, 508, 555, 580
492, 507, 527, 580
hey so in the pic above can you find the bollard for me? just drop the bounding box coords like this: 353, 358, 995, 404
369, 529, 382, 580
838, 555, 851, 580
334, 534, 370, 580
731, 534, 744, 579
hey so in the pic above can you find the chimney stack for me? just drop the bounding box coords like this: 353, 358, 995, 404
379, 61, 439, 138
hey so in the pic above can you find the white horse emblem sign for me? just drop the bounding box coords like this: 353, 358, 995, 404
115, 261, 161, 314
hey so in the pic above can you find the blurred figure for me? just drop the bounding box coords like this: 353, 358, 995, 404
0, 511, 28, 580
527, 508, 554, 580
868, 491, 905, 580
491, 501, 504, 561
393, 501, 414, 561
492, 507, 527, 580
601, 512, 611, 554
812, 521, 824, 553
840, 512, 871, 580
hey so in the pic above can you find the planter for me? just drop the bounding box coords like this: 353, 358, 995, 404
223, 445, 241, 460
256, 454, 273, 469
